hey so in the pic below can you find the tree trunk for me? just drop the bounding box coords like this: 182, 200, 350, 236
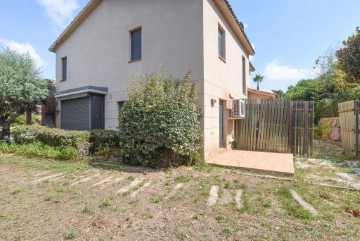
1, 123, 10, 141
26, 110, 32, 125
257, 81, 260, 90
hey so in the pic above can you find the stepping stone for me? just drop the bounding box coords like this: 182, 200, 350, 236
113, 177, 125, 183
131, 182, 151, 197
93, 176, 113, 187
175, 183, 184, 190
32, 173, 63, 184
34, 171, 52, 177
164, 183, 185, 200
336, 172, 358, 181
290, 189, 318, 216
70, 173, 100, 187
235, 189, 243, 209
99, 177, 124, 189
48, 175, 65, 182
207, 185, 219, 206
118, 179, 142, 194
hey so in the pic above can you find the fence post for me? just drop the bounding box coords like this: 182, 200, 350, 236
355, 99, 360, 158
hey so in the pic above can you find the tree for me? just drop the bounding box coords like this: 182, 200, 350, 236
118, 71, 201, 167
271, 89, 285, 99
336, 27, 360, 83
0, 48, 49, 140
253, 74, 264, 90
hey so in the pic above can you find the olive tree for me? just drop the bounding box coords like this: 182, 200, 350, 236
0, 48, 49, 139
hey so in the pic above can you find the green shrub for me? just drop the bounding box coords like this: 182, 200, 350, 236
89, 129, 120, 153
12, 115, 26, 126
0, 142, 77, 160
317, 119, 333, 140
12, 125, 90, 156
119, 71, 201, 168
314, 126, 322, 139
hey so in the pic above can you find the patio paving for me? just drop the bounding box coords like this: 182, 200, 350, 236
206, 150, 294, 177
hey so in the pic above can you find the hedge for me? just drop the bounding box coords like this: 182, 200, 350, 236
11, 125, 120, 158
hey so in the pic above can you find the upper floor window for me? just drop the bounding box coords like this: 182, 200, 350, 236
242, 56, 246, 95
218, 25, 226, 61
130, 27, 142, 61
61, 57, 67, 81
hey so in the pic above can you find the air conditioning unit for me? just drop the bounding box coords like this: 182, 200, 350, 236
232, 99, 245, 118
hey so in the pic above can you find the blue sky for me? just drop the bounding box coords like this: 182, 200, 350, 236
1, 0, 360, 91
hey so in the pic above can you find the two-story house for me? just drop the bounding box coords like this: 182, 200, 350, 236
50, 0, 255, 160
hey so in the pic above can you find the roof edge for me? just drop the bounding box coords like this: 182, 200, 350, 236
213, 0, 255, 56
248, 88, 277, 97
49, 0, 255, 56
49, 0, 103, 53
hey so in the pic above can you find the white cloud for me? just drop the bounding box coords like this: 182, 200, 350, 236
38, 0, 79, 28
264, 59, 315, 82
0, 39, 46, 68
244, 23, 249, 29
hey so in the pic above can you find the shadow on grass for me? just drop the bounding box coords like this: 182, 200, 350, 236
87, 156, 165, 174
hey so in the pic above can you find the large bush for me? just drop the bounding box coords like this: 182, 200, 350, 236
119, 72, 201, 167
89, 129, 120, 153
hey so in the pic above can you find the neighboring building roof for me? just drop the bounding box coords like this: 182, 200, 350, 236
248, 88, 278, 99
49, 0, 255, 56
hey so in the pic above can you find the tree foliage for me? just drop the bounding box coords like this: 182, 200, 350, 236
336, 27, 360, 83
0, 48, 49, 139
118, 71, 201, 167
271, 89, 285, 99
283, 48, 360, 123
253, 74, 264, 90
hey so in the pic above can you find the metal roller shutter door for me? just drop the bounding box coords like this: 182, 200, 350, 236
61, 97, 90, 130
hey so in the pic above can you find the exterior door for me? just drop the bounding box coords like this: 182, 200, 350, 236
219, 100, 225, 148
91, 95, 105, 129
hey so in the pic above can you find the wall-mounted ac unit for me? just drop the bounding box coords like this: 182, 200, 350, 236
232, 99, 245, 118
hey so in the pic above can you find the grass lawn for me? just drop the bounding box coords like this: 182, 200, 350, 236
0, 141, 360, 240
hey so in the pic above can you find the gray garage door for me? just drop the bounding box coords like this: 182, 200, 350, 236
61, 97, 90, 130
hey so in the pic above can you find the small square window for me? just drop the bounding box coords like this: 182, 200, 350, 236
130, 27, 142, 61
61, 57, 67, 81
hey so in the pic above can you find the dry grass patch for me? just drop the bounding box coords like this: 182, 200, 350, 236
0, 151, 360, 240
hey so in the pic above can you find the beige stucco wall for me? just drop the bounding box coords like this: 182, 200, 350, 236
202, 0, 252, 159
55, 0, 204, 130
54, 0, 253, 160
